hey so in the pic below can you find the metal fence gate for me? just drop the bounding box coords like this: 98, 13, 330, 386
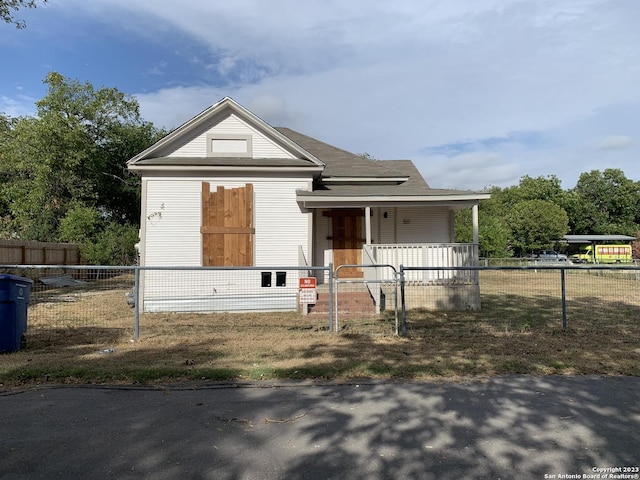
334, 264, 400, 335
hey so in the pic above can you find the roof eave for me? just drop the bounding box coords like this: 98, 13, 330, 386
128, 165, 324, 174
321, 176, 409, 184
296, 193, 491, 208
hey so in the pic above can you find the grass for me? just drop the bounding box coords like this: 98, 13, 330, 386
1, 270, 639, 387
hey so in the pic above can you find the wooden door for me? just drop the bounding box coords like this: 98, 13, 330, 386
201, 183, 254, 266
326, 209, 364, 278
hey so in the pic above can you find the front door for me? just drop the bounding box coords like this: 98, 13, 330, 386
326, 209, 364, 278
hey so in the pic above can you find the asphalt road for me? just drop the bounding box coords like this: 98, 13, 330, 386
1, 376, 638, 479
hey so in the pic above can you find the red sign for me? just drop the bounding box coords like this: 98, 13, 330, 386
299, 277, 317, 289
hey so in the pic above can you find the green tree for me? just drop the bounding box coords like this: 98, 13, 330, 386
58, 204, 101, 244
499, 175, 566, 207
565, 169, 640, 235
455, 171, 639, 258
83, 222, 139, 265
507, 200, 569, 255
0, 72, 164, 241
0, 114, 12, 237
1, 0, 46, 28
455, 189, 512, 258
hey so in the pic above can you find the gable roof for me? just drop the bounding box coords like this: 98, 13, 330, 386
127, 96, 490, 206
127, 97, 324, 170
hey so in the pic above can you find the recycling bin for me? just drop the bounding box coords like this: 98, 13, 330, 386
0, 274, 34, 353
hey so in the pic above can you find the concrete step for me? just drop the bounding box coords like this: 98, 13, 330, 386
306, 291, 376, 315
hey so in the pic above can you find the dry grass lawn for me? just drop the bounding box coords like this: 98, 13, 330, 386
1, 270, 639, 387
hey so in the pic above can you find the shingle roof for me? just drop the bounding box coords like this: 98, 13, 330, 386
274, 129, 488, 199
275, 127, 402, 178
307, 161, 470, 196
127, 98, 488, 201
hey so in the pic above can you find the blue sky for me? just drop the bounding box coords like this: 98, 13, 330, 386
1, 0, 639, 190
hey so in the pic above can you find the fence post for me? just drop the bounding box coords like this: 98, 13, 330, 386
400, 265, 407, 336
134, 266, 140, 341
561, 268, 567, 331
328, 263, 334, 333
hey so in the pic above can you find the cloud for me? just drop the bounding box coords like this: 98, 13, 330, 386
422, 131, 555, 156
144, 61, 169, 77
4, 0, 640, 190
418, 151, 521, 190
135, 86, 227, 130
0, 94, 37, 117
246, 95, 302, 127
598, 135, 633, 150
33, 2, 640, 134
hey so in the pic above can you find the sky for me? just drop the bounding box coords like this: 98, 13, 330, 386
1, 0, 639, 191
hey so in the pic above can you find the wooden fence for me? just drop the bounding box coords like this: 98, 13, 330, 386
0, 239, 81, 265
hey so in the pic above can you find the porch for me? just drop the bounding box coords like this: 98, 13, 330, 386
362, 243, 481, 313
302, 199, 483, 312
303, 243, 481, 315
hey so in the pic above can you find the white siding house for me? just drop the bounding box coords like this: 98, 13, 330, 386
127, 97, 489, 313
142, 177, 310, 266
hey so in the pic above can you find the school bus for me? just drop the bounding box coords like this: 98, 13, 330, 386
571, 244, 633, 263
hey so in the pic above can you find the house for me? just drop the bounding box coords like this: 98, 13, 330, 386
127, 97, 490, 313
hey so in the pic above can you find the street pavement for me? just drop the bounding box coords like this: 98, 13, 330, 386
1, 375, 638, 479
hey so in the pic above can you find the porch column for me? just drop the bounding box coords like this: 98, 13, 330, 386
365, 206, 372, 245
472, 203, 479, 244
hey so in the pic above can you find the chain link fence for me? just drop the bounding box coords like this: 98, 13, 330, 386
1, 266, 136, 349
401, 265, 640, 336
1, 264, 638, 349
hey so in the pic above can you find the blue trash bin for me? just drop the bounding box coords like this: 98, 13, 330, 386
0, 274, 34, 353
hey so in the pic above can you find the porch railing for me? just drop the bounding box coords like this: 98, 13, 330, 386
362, 244, 382, 313
364, 243, 479, 284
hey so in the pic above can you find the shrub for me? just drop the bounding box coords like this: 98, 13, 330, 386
83, 222, 139, 265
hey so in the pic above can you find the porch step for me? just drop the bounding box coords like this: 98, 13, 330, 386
305, 290, 376, 316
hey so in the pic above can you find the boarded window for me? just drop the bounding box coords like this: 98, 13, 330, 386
201, 183, 255, 266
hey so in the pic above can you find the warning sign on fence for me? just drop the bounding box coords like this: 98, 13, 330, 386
299, 289, 317, 304
299, 277, 316, 289
299, 277, 317, 304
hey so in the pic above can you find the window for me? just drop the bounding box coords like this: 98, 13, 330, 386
206, 134, 252, 157
201, 183, 255, 266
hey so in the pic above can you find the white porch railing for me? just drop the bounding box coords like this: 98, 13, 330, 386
362, 244, 383, 314
298, 245, 310, 271
364, 243, 479, 284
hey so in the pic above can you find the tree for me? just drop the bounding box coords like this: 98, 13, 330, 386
0, 115, 12, 237
1, 0, 46, 28
455, 171, 639, 258
499, 175, 566, 207
565, 169, 640, 236
0, 72, 165, 241
58, 204, 101, 244
455, 189, 512, 258
507, 200, 569, 255
57, 204, 139, 265
83, 222, 140, 266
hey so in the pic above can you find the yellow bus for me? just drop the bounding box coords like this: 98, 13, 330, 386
571, 244, 633, 264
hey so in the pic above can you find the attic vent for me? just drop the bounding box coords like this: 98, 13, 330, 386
207, 134, 252, 157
